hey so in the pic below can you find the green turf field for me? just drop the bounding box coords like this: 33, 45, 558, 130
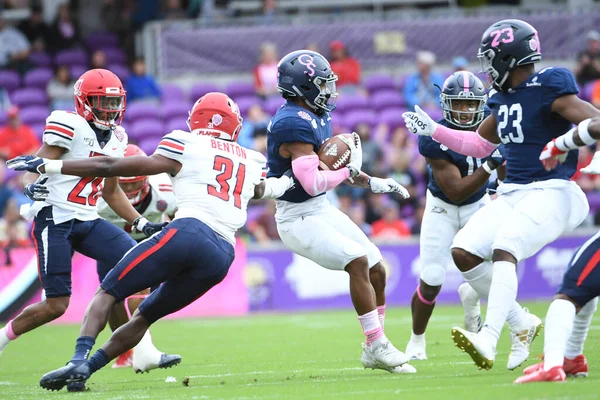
1, 302, 599, 399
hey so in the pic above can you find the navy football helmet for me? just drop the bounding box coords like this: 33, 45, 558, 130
440, 71, 487, 128
478, 19, 542, 91
277, 50, 338, 115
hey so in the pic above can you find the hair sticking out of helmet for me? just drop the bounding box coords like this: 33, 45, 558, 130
186, 92, 243, 142
119, 144, 150, 205
477, 19, 542, 92
440, 71, 487, 128
74, 69, 126, 130
276, 50, 338, 115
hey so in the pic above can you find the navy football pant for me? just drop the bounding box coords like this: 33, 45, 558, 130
31, 206, 136, 298
558, 232, 600, 308
101, 218, 235, 324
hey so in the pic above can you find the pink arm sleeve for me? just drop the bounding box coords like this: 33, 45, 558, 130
431, 124, 498, 158
292, 155, 350, 197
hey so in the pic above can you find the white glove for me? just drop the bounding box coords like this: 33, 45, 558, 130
340, 132, 362, 179
402, 105, 437, 136
581, 151, 600, 174
369, 177, 410, 198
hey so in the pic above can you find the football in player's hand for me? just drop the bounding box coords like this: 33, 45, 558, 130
317, 134, 352, 170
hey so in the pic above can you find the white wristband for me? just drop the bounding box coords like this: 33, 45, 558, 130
482, 161, 493, 174
44, 159, 63, 174
262, 176, 292, 199
578, 118, 595, 146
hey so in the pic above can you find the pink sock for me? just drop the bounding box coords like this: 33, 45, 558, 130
358, 309, 383, 345
377, 305, 386, 329
6, 320, 19, 340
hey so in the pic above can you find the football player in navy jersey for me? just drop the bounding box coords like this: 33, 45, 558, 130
512, 117, 600, 382
403, 19, 600, 371
407, 71, 515, 360
268, 50, 414, 373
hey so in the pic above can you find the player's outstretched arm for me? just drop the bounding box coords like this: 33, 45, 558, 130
280, 142, 356, 197
347, 171, 410, 198
254, 170, 295, 200
8, 154, 181, 178
402, 106, 500, 157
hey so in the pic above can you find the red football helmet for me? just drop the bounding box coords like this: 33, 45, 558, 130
186, 92, 243, 142
119, 144, 150, 205
74, 69, 126, 130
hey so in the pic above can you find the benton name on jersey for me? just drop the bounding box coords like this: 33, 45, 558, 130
487, 67, 578, 184
154, 130, 265, 246
419, 117, 489, 206
266, 101, 332, 204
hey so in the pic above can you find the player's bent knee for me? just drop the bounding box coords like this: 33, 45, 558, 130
45, 296, 70, 318
553, 293, 582, 312
451, 248, 482, 272
345, 256, 370, 277
492, 249, 517, 264
420, 264, 447, 287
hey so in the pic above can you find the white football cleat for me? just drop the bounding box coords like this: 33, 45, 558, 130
507, 310, 543, 370
458, 283, 482, 333
451, 327, 495, 370
132, 348, 164, 373
405, 337, 428, 360
361, 340, 410, 370
361, 343, 415, 373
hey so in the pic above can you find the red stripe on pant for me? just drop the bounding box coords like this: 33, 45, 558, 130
118, 229, 178, 281
30, 222, 42, 283
577, 249, 600, 287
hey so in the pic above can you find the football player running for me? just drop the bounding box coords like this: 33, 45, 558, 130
0, 69, 174, 389
268, 50, 413, 373
9, 92, 295, 391
403, 19, 600, 371
406, 71, 506, 360
97, 144, 177, 369
514, 118, 600, 383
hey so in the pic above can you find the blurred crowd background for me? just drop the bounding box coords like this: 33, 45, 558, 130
0, 0, 599, 251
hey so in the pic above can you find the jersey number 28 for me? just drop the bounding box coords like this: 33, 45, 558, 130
497, 103, 524, 144
208, 155, 246, 209
67, 151, 104, 206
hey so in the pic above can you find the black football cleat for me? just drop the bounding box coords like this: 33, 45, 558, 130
159, 353, 182, 369
40, 361, 91, 391
67, 381, 87, 392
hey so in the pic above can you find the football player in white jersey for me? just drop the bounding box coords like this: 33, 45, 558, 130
97, 143, 177, 368
9, 92, 296, 391
0, 69, 175, 390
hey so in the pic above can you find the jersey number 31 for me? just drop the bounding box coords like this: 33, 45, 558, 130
208, 155, 246, 209
497, 103, 524, 144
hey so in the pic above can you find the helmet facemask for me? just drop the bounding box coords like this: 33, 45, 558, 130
311, 74, 338, 113
119, 177, 149, 205
441, 95, 486, 128
87, 94, 125, 130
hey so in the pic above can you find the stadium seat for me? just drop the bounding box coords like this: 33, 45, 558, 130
54, 49, 87, 66
30, 123, 46, 139
263, 96, 284, 115
127, 103, 162, 122
371, 90, 405, 111
162, 101, 190, 121
24, 68, 54, 89
10, 88, 48, 107
364, 75, 395, 95
69, 64, 88, 80
161, 84, 186, 102
137, 137, 162, 155
19, 106, 49, 125
235, 96, 262, 117
128, 119, 165, 142
378, 108, 406, 130
29, 52, 52, 68
335, 95, 370, 114
103, 48, 127, 65
0, 70, 21, 92
190, 83, 219, 101
85, 32, 120, 50
165, 117, 189, 133
225, 81, 255, 99
343, 109, 377, 131
107, 64, 130, 82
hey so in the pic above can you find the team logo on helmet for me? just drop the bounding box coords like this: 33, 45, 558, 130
212, 114, 223, 126
297, 54, 316, 77
74, 79, 83, 96
528, 38, 539, 52
156, 200, 167, 212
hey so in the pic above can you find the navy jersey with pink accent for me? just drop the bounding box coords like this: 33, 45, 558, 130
266, 100, 332, 203
487, 67, 578, 184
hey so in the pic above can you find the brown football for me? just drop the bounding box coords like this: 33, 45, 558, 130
317, 134, 353, 170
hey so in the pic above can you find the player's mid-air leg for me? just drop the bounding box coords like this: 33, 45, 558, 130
515, 233, 600, 383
